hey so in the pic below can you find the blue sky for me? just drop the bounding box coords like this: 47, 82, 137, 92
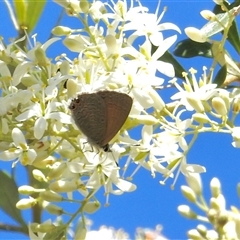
1, 1, 240, 239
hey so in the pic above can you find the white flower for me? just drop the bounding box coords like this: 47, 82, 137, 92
16, 101, 72, 139
0, 88, 32, 116
67, 150, 136, 205
123, 2, 181, 45
104, 61, 165, 113
161, 154, 206, 187
180, 156, 206, 177
12, 37, 60, 86
0, 128, 37, 166
135, 38, 176, 77
171, 68, 218, 115
126, 125, 169, 179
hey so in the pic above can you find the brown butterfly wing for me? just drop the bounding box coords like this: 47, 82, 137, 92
69, 93, 107, 147
97, 91, 133, 147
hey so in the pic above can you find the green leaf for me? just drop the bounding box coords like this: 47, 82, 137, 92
213, 65, 227, 87
0, 171, 27, 229
25, 0, 46, 33
13, 0, 26, 28
173, 39, 212, 58
226, 20, 240, 54
213, 2, 240, 54
13, 0, 46, 33
201, 12, 232, 38
212, 42, 240, 77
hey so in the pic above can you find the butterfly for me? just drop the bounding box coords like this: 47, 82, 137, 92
69, 91, 133, 152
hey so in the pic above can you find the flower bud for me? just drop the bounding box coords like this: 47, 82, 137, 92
59, 60, 70, 75
212, 97, 227, 116
232, 126, 240, 139
66, 78, 78, 98
147, 87, 165, 112
186, 173, 202, 196
210, 194, 226, 211
49, 180, 79, 192
32, 155, 55, 169
1, 118, 8, 134
185, 27, 208, 43
18, 185, 41, 195
63, 35, 85, 52
178, 205, 197, 219
16, 198, 37, 209
186, 94, 204, 113
192, 113, 210, 124
74, 222, 87, 240
52, 26, 72, 36
83, 201, 101, 213
208, 208, 218, 222
200, 10, 216, 21
39, 190, 63, 202
105, 34, 117, 54
210, 177, 221, 198
187, 229, 203, 240
219, 91, 230, 112
36, 222, 56, 233
232, 213, 240, 238
45, 204, 64, 215
232, 97, 240, 113
74, 227, 87, 240
47, 162, 66, 180
21, 75, 38, 87
35, 47, 48, 67
33, 169, 47, 182
116, 1, 126, 18
0, 50, 13, 64
196, 224, 207, 238
210, 197, 221, 211
217, 211, 229, 228
80, 0, 90, 13
29, 222, 39, 232
181, 186, 197, 203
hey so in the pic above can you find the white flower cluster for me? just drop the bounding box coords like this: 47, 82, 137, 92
179, 174, 240, 239
0, 0, 180, 199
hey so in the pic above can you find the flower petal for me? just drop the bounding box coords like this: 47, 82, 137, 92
0, 151, 18, 161
34, 117, 47, 139
12, 128, 26, 146
113, 178, 137, 192
48, 112, 72, 124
